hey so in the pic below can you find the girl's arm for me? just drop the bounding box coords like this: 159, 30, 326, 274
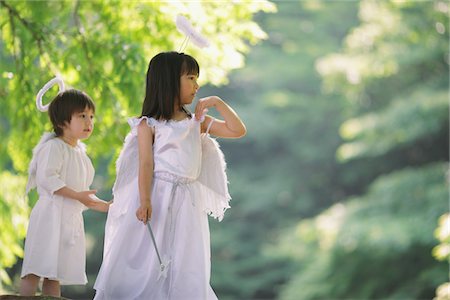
194, 96, 246, 138
136, 120, 154, 224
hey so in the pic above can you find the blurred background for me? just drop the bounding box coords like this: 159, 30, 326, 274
0, 1, 448, 299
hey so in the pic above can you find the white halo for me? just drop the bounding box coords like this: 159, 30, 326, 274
175, 15, 210, 49
36, 77, 65, 112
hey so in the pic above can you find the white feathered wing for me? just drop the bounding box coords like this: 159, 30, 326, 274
26, 132, 56, 193
197, 134, 231, 221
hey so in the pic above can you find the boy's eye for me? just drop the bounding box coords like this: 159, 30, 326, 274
79, 113, 94, 120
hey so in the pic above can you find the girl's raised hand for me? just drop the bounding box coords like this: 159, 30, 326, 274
194, 96, 221, 120
194, 96, 247, 138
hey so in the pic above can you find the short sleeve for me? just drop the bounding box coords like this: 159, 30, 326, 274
127, 116, 157, 130
35, 140, 66, 194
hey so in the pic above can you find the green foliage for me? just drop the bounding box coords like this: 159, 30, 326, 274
433, 213, 450, 263
0, 172, 28, 288
432, 213, 450, 300
337, 88, 448, 161
0, 0, 276, 172
201, 1, 361, 298
317, 0, 449, 106
277, 163, 448, 300
275, 1, 449, 299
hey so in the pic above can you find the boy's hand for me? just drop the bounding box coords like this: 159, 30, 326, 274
76, 190, 98, 207
76, 191, 110, 212
89, 195, 112, 212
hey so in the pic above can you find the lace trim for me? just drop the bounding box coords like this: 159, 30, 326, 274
127, 113, 206, 129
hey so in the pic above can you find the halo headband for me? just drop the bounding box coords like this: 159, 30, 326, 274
36, 76, 65, 112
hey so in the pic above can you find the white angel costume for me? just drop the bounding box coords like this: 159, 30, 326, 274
21, 133, 94, 285
94, 115, 230, 300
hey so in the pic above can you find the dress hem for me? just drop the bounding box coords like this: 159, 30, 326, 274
21, 272, 88, 285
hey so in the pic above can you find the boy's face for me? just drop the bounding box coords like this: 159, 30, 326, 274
62, 107, 95, 141
180, 73, 199, 106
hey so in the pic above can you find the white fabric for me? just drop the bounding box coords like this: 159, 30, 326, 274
94, 115, 230, 300
21, 135, 94, 285
26, 132, 58, 194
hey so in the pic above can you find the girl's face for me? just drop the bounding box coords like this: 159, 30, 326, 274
62, 107, 95, 141
180, 73, 199, 106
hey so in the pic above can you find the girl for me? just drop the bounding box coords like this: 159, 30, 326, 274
20, 86, 110, 297
94, 51, 246, 299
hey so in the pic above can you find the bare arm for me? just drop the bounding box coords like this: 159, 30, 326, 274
54, 187, 110, 212
194, 96, 246, 138
136, 120, 154, 224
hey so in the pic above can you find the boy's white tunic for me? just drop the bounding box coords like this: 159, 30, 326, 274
22, 135, 94, 284
94, 116, 230, 300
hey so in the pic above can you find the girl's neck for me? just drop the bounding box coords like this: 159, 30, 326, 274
58, 135, 78, 147
172, 106, 189, 121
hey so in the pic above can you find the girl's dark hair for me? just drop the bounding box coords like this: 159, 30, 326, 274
141, 51, 199, 120
48, 89, 95, 136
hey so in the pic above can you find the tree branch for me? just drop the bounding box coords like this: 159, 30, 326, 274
0, 0, 46, 46
1, 0, 60, 76
73, 0, 95, 76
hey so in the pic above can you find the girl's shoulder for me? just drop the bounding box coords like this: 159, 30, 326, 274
128, 116, 158, 129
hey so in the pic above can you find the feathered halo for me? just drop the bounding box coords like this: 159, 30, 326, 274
175, 15, 210, 51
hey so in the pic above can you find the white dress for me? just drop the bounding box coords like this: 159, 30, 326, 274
21, 134, 94, 285
94, 116, 231, 300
